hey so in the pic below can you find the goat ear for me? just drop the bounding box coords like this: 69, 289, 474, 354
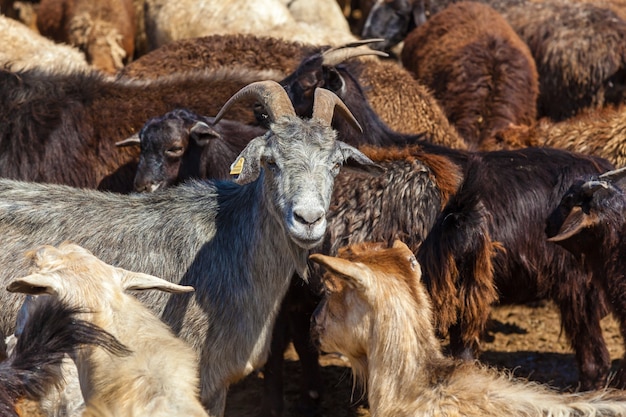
339, 142, 385, 176
189, 121, 221, 147
120, 271, 195, 294
6, 274, 62, 296
309, 253, 370, 291
547, 206, 599, 243
230, 136, 265, 184
115, 132, 141, 147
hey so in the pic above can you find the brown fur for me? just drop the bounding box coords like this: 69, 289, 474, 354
117, 33, 317, 80
486, 105, 626, 168
401, 1, 539, 150
311, 240, 626, 417
36, 0, 136, 74
361, 144, 464, 208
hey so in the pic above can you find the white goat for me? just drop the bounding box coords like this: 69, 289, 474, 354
8, 242, 207, 417
310, 240, 626, 417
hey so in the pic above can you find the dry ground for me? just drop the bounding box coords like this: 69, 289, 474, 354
225, 301, 625, 417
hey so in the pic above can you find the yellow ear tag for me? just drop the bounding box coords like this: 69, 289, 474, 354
230, 157, 245, 176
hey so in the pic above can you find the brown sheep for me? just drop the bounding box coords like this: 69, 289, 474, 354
485, 104, 626, 167
364, 0, 626, 121
119, 35, 465, 144
310, 240, 626, 417
117, 33, 317, 80
36, 0, 136, 74
400, 1, 539, 150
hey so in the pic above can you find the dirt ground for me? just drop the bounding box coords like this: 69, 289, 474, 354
225, 301, 625, 417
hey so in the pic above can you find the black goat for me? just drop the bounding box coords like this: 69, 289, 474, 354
116, 108, 266, 192
546, 166, 626, 388
0, 65, 276, 193
276, 45, 620, 392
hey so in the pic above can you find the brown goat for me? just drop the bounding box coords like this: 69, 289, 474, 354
400, 1, 539, 150
36, 0, 136, 74
310, 240, 626, 417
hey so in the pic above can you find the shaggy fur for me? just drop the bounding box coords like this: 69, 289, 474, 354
485, 104, 626, 167
117, 33, 317, 80
363, 0, 626, 121
0, 65, 281, 193
36, 0, 136, 74
0, 15, 90, 73
546, 168, 626, 388
400, 1, 539, 149
416, 149, 616, 390
0, 297, 128, 417
119, 35, 452, 140
310, 240, 626, 417
0, 85, 379, 417
280, 49, 619, 387
118, 108, 266, 191
274, 44, 468, 149
8, 243, 207, 417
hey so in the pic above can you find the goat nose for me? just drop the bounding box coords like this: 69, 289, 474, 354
293, 208, 325, 226
135, 182, 161, 193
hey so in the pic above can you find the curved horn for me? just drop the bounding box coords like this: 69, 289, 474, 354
598, 166, 626, 183
213, 80, 295, 125
312, 88, 362, 133
115, 133, 141, 147
322, 39, 389, 67
581, 180, 609, 196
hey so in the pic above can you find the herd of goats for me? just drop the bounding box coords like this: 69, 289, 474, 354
3, 0, 626, 416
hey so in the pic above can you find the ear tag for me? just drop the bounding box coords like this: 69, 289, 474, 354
230, 157, 245, 176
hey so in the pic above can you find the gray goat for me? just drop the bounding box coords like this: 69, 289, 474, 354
0, 80, 381, 417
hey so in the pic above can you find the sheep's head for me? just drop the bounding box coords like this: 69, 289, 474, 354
6, 242, 194, 326
116, 109, 223, 192
546, 166, 626, 258
309, 240, 423, 363
215, 80, 384, 251
255, 40, 387, 127
361, 0, 426, 52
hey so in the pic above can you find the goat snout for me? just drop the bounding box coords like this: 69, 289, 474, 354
293, 207, 325, 227
134, 179, 162, 193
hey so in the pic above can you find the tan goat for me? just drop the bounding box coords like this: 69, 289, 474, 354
310, 241, 626, 417
6, 242, 207, 417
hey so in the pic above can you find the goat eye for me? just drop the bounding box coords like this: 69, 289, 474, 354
265, 159, 279, 172
165, 147, 184, 158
